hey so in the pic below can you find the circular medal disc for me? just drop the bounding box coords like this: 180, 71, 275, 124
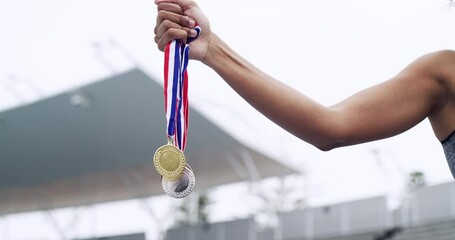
154, 144, 186, 180
162, 164, 196, 198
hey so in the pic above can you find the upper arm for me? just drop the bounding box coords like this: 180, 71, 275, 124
328, 51, 449, 147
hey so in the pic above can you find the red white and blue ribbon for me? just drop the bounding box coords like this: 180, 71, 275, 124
163, 26, 201, 152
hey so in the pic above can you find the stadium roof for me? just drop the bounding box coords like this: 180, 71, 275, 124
0, 69, 295, 215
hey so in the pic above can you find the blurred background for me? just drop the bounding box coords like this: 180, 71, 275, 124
1, 0, 455, 239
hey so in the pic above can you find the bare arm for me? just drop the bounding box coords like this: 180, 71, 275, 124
203, 34, 446, 150
154, 0, 449, 151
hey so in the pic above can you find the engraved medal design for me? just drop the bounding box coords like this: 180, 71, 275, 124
154, 139, 186, 180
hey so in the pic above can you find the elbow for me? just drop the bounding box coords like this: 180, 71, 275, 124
315, 144, 335, 152
314, 141, 343, 152
311, 130, 346, 152
301, 106, 348, 152
311, 120, 347, 152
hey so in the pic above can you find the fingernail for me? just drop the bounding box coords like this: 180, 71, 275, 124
188, 19, 195, 27
190, 29, 197, 37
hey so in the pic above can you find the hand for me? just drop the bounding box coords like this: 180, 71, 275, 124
154, 0, 211, 61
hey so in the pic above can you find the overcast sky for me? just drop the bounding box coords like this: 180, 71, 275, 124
1, 0, 455, 238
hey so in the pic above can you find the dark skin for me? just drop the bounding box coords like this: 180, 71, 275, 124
154, 0, 455, 151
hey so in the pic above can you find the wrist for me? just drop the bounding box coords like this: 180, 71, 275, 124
201, 33, 226, 68
202, 32, 249, 77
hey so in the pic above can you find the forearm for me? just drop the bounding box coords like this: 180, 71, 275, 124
202, 33, 342, 150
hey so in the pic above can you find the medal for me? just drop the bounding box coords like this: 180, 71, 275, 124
162, 163, 196, 198
154, 26, 201, 198
154, 138, 186, 180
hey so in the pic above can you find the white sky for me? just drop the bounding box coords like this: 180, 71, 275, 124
1, 0, 455, 239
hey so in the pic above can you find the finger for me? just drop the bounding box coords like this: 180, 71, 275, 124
155, 12, 189, 35
157, 2, 183, 15
155, 19, 194, 39
156, 28, 188, 51
155, 0, 198, 11
155, 9, 195, 34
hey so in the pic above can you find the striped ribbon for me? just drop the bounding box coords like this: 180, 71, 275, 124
163, 26, 201, 152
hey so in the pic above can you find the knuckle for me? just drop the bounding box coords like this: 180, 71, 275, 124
162, 19, 175, 30
179, 15, 189, 25
167, 29, 186, 39
188, 1, 197, 7
157, 3, 169, 11
158, 40, 166, 51
157, 10, 167, 21
167, 28, 178, 35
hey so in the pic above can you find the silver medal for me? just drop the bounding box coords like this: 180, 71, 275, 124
162, 164, 196, 198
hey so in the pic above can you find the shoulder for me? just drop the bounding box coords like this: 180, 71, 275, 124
399, 50, 455, 95
418, 50, 455, 64
412, 50, 455, 80
402, 50, 455, 142
421, 50, 455, 140
422, 49, 455, 60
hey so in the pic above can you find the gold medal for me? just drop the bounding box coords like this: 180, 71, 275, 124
153, 139, 186, 180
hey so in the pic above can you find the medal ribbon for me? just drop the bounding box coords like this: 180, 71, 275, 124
163, 26, 201, 152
